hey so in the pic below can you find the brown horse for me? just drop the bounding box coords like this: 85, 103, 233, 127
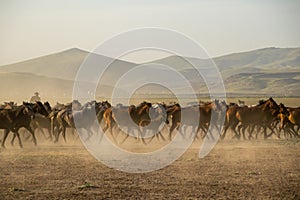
49, 100, 84, 143
196, 100, 223, 140
54, 102, 96, 143
166, 103, 200, 140
278, 104, 300, 138
9, 101, 51, 145
102, 101, 152, 144
235, 97, 280, 140
0, 103, 36, 148
166, 100, 222, 141
143, 103, 168, 143
220, 103, 241, 140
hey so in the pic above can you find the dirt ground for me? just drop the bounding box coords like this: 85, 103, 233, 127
0, 133, 299, 200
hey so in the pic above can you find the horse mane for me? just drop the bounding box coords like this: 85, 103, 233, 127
15, 105, 26, 117
258, 100, 265, 106
138, 104, 150, 116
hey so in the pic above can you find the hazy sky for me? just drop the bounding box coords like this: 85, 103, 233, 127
0, 0, 299, 65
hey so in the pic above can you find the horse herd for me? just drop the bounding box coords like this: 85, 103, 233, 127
0, 97, 299, 148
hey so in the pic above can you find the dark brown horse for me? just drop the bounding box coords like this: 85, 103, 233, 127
220, 103, 240, 140
10, 101, 51, 146
278, 104, 300, 138
235, 97, 280, 140
54, 102, 96, 143
0, 103, 36, 148
196, 100, 223, 140
143, 103, 168, 143
166, 100, 222, 141
102, 101, 152, 144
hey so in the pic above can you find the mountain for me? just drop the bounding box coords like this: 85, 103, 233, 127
0, 48, 89, 80
0, 72, 74, 103
0, 48, 138, 84
148, 47, 300, 96
0, 48, 136, 103
224, 72, 300, 96
0, 72, 128, 104
151, 47, 300, 78
0, 47, 299, 103
214, 47, 300, 77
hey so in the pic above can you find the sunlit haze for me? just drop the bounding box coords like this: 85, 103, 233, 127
0, 0, 299, 65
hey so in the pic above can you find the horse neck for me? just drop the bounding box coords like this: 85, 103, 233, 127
200, 103, 212, 112
14, 105, 27, 117
138, 105, 149, 116
213, 103, 221, 111
105, 101, 111, 108
167, 105, 179, 115
279, 104, 289, 115
265, 98, 279, 109
257, 101, 268, 110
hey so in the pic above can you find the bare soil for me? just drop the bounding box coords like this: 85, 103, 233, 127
0, 135, 299, 199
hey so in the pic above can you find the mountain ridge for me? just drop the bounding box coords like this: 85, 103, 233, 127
0, 47, 299, 101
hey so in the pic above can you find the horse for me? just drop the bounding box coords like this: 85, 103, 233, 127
235, 97, 280, 140
102, 101, 152, 144
0, 103, 36, 148
278, 104, 300, 138
54, 101, 96, 143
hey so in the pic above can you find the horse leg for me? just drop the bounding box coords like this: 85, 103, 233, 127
263, 126, 268, 139
62, 127, 67, 143
196, 122, 202, 137
284, 127, 288, 139
36, 127, 46, 140
158, 131, 166, 141
190, 125, 198, 140
50, 118, 56, 140
266, 125, 275, 138
236, 124, 243, 140
248, 125, 255, 140
276, 125, 281, 139
201, 125, 209, 139
192, 128, 199, 141
120, 131, 130, 144
288, 125, 298, 138
146, 131, 156, 144
111, 125, 120, 144
291, 126, 300, 138
24, 130, 31, 141
287, 127, 294, 139
208, 128, 215, 141
84, 128, 92, 141
102, 123, 109, 133
137, 128, 146, 145
255, 126, 261, 139
14, 130, 23, 148
54, 126, 62, 143
169, 123, 178, 141
221, 124, 229, 140
1, 129, 10, 148
283, 126, 291, 139
47, 127, 53, 141
26, 127, 37, 145
179, 125, 185, 140
241, 125, 247, 140
11, 132, 16, 146
108, 121, 119, 142
98, 127, 104, 143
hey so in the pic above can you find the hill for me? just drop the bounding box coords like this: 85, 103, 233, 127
0, 47, 299, 102
0, 48, 138, 84
148, 47, 300, 96
0, 72, 127, 104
